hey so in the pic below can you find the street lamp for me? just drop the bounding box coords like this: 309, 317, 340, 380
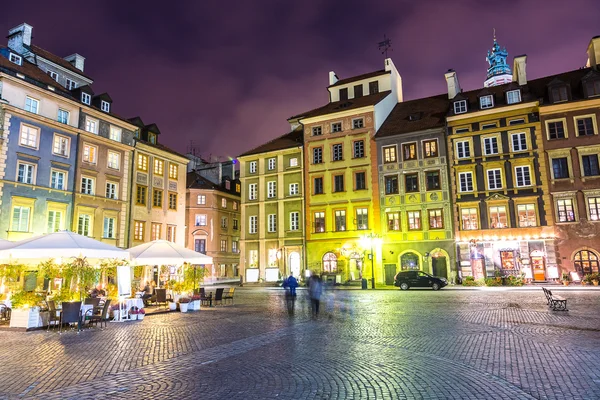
360, 233, 382, 289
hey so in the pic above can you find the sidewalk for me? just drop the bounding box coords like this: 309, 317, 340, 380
250, 284, 600, 292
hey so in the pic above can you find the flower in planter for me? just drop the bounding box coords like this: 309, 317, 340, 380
138, 308, 146, 315
190, 295, 201, 301
179, 297, 191, 304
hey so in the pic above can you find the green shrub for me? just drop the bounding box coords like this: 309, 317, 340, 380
462, 276, 484, 286
484, 278, 502, 286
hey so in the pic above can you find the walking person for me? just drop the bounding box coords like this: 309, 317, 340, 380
307, 273, 323, 318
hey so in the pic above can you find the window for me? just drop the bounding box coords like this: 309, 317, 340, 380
356, 208, 368, 230
249, 215, 258, 234
551, 86, 568, 102
489, 206, 508, 228
154, 159, 164, 175
352, 118, 364, 129
454, 100, 467, 114
461, 208, 478, 230
483, 137, 498, 155
219, 198, 226, 208
313, 147, 323, 164
66, 78, 77, 90
57, 109, 70, 124
103, 217, 116, 239
50, 170, 66, 190
354, 84, 363, 98
249, 183, 257, 200
137, 154, 148, 171
322, 252, 338, 273
220, 239, 228, 252
133, 221, 145, 241
383, 146, 397, 163
82, 144, 97, 164
107, 151, 120, 170
148, 133, 156, 144
81, 92, 91, 105
588, 197, 600, 221
355, 172, 366, 190
509, 118, 525, 126
195, 214, 207, 226
47, 210, 62, 232
19, 124, 38, 148
332, 143, 343, 161
548, 121, 565, 139
136, 185, 147, 205
385, 175, 398, 194
52, 134, 70, 157
151, 223, 161, 241
426, 171, 440, 191
582, 155, 600, 176
232, 241, 238, 253
109, 126, 121, 142
152, 189, 163, 207
25, 96, 39, 114
511, 132, 527, 152
221, 216, 228, 229
168, 193, 177, 210
233, 201, 238, 210
332, 122, 342, 133
353, 140, 365, 158
100, 100, 110, 113
106, 182, 118, 199
456, 141, 471, 158
429, 209, 443, 229
552, 158, 569, 179
339, 88, 348, 101
517, 204, 537, 227
81, 177, 94, 195
405, 173, 419, 192
249, 161, 257, 173
314, 212, 325, 232
403, 143, 417, 160
267, 158, 276, 170
197, 195, 206, 205
333, 174, 344, 192
479, 95, 493, 109
334, 210, 346, 231
314, 177, 323, 194
407, 211, 421, 230
586, 80, 600, 97
557, 199, 575, 222
515, 166, 532, 187
290, 212, 300, 231
312, 126, 322, 136
506, 90, 521, 104
195, 239, 206, 254
78, 214, 91, 236
423, 140, 438, 158
9, 53, 22, 65
387, 212, 400, 231
267, 181, 277, 198
455, 127, 470, 134
84, 117, 98, 134
289, 158, 298, 167
369, 81, 379, 94
169, 164, 178, 180
577, 117, 595, 136
487, 169, 502, 190
459, 172, 474, 192
17, 163, 35, 184
289, 183, 299, 196
12, 206, 30, 232
481, 123, 496, 130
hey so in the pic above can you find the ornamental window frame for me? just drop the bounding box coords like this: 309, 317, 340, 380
546, 118, 568, 140
574, 114, 598, 137
382, 145, 397, 163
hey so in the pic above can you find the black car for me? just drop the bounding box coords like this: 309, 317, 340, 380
394, 271, 448, 290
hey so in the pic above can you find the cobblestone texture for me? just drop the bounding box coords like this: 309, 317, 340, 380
0, 288, 599, 399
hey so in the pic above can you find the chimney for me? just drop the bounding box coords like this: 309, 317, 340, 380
512, 55, 527, 85
329, 71, 338, 86
586, 36, 600, 68
64, 53, 85, 72
7, 23, 33, 54
444, 69, 461, 99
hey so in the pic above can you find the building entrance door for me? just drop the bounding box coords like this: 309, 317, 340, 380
384, 264, 397, 285
289, 252, 301, 277
432, 257, 447, 279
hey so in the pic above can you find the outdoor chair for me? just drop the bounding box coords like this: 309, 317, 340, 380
84, 297, 101, 308
89, 299, 111, 329
199, 288, 212, 307
59, 301, 82, 334
223, 287, 235, 305
214, 288, 225, 306
46, 300, 60, 331
0, 304, 11, 322
153, 288, 170, 309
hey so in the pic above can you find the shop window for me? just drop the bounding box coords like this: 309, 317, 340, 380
322, 252, 338, 273
574, 250, 600, 276
400, 253, 420, 271
461, 207, 478, 230
489, 206, 508, 228
517, 204, 537, 227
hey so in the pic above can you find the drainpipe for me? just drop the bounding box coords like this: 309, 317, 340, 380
126, 134, 139, 247
70, 109, 82, 232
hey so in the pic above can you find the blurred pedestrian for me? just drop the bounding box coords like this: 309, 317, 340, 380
307, 273, 323, 318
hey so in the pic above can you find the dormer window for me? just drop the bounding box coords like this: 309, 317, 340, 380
66, 78, 77, 90
454, 100, 467, 114
506, 89, 521, 104
479, 95, 494, 109
369, 81, 379, 94
9, 53, 22, 65
47, 71, 59, 81
551, 86, 569, 103
339, 88, 348, 101
81, 92, 91, 105
585, 80, 600, 97
101, 100, 110, 113
354, 84, 363, 98
149, 133, 156, 144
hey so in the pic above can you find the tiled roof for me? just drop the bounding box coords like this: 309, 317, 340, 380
328, 70, 390, 87
238, 127, 303, 157
375, 94, 449, 139
29, 45, 93, 80
289, 90, 392, 120
186, 171, 241, 196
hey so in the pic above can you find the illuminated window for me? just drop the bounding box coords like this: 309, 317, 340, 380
403, 143, 417, 161
84, 117, 97, 134
423, 140, 438, 158
387, 212, 400, 231
19, 124, 39, 148
589, 197, 600, 221
314, 212, 325, 233
356, 208, 368, 230
137, 154, 148, 171
220, 239, 227, 252
109, 126, 121, 141
134, 221, 145, 241
428, 209, 443, 229
221, 217, 228, 229
82, 144, 97, 164
322, 252, 338, 272
461, 208, 478, 230
383, 146, 397, 163
517, 204, 537, 227
197, 195, 206, 205
334, 210, 346, 231
47, 210, 62, 232
289, 158, 298, 167
169, 164, 178, 180
557, 199, 575, 222
489, 206, 508, 228
407, 211, 421, 230
195, 214, 207, 226
107, 151, 120, 170
151, 223, 161, 240
154, 159, 164, 175
53, 134, 70, 157
167, 225, 176, 243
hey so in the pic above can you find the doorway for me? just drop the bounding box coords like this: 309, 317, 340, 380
289, 252, 301, 277
349, 253, 363, 280
432, 257, 447, 279
384, 264, 397, 285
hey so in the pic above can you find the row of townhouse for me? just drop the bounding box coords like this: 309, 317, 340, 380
238, 34, 600, 285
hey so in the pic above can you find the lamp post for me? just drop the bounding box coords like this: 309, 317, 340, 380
361, 233, 381, 289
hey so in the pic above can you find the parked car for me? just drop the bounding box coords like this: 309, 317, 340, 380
394, 271, 448, 290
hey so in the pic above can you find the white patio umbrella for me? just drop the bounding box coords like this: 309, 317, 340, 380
0, 231, 129, 262
127, 240, 212, 265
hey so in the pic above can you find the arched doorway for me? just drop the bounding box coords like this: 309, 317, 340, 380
322, 252, 338, 273
400, 252, 420, 271
289, 252, 301, 277
430, 248, 449, 279
573, 250, 600, 276
348, 252, 363, 280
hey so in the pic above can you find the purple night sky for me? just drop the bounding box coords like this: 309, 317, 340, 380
2, 1, 599, 159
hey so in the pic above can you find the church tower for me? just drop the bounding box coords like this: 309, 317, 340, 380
484, 32, 513, 87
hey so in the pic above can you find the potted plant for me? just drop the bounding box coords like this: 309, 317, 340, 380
136, 308, 146, 321
592, 273, 600, 286
168, 299, 177, 311
583, 274, 593, 285
190, 295, 201, 311
561, 271, 571, 286
179, 297, 190, 313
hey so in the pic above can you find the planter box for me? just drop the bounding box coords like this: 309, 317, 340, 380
112, 310, 120, 320
190, 300, 201, 311
137, 314, 145, 321
179, 303, 189, 313
168, 302, 177, 311
10, 308, 45, 329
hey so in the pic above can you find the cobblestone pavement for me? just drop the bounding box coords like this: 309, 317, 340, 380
1, 288, 600, 399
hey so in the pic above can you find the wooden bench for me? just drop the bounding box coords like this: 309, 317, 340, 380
542, 287, 568, 311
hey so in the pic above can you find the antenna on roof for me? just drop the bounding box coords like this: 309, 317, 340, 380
378, 34, 392, 58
